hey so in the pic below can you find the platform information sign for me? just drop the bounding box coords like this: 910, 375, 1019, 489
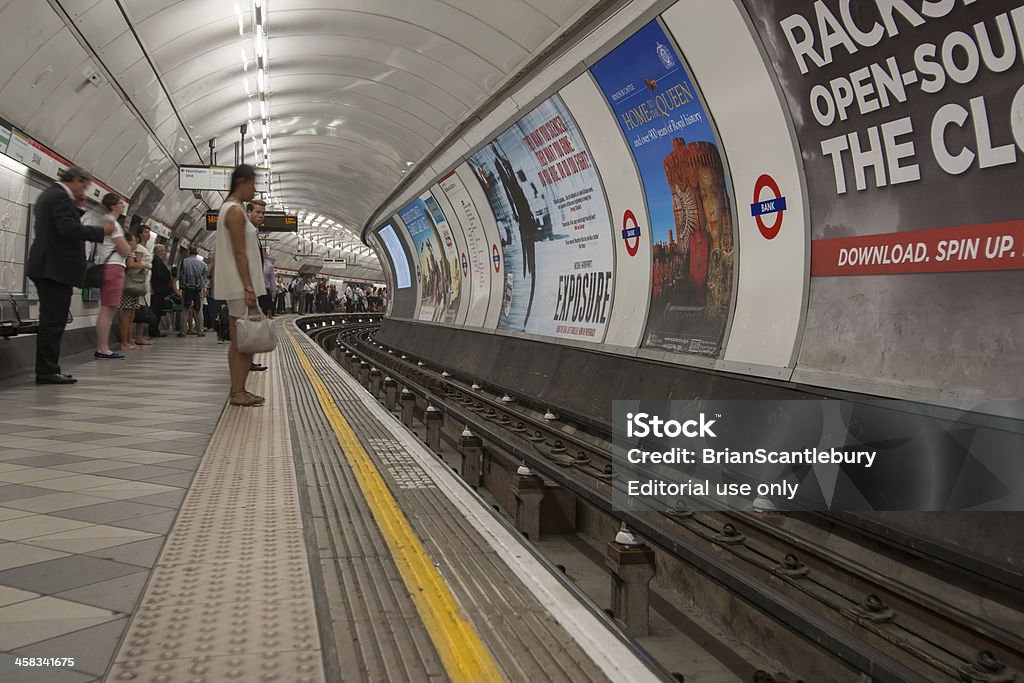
179, 165, 270, 193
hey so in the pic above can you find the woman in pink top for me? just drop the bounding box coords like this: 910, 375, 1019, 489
94, 193, 131, 359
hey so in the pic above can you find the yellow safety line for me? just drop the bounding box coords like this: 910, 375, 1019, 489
285, 327, 505, 683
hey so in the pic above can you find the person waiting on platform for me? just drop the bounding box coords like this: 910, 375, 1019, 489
275, 276, 287, 314
93, 193, 132, 359
302, 278, 315, 314
27, 166, 115, 384
130, 224, 154, 346
178, 246, 208, 337
118, 233, 145, 350
150, 243, 178, 337
215, 164, 268, 407
260, 249, 276, 318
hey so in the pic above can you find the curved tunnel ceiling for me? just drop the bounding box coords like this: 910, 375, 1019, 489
94, 0, 601, 270
0, 0, 608, 280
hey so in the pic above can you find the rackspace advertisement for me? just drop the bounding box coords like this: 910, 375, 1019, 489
742, 1, 1024, 398
398, 194, 463, 324
466, 96, 615, 341
591, 20, 736, 358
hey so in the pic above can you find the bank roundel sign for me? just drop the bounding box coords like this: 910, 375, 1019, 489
750, 173, 786, 240
491, 244, 501, 273
461, 252, 468, 277
621, 209, 642, 257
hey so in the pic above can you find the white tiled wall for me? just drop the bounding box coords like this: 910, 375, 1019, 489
0, 154, 108, 330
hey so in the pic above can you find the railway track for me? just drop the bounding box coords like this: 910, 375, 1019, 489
302, 314, 1023, 683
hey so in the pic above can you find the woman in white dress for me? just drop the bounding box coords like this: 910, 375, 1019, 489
215, 164, 267, 407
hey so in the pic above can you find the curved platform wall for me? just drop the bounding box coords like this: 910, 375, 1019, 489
371, 0, 1024, 405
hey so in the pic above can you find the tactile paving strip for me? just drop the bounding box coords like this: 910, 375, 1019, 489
280, 328, 620, 683
277, 331, 449, 682
107, 349, 326, 682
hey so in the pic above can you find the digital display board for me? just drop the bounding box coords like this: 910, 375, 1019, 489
206, 210, 297, 232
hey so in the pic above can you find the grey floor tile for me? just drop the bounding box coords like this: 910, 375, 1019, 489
11, 616, 128, 678
3, 493, 114, 514
0, 485, 54, 504
0, 555, 143, 594
6, 454, 92, 468
85, 537, 165, 568
49, 460, 137, 475
141, 472, 195, 488
152, 457, 201, 472
50, 500, 170, 526
127, 490, 186, 509
55, 571, 148, 615
48, 433, 121, 444
142, 441, 206, 456
0, 542, 70, 571
0, 451, 48, 462
108, 511, 177, 535
101, 464, 186, 481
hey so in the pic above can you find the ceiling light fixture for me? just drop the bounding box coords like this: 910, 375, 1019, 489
250, 1, 272, 175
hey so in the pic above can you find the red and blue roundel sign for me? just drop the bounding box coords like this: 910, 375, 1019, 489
461, 252, 468, 277
491, 244, 500, 273
750, 174, 786, 240
621, 209, 641, 257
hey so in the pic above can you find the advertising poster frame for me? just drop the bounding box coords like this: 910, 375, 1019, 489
465, 94, 616, 342
590, 18, 738, 360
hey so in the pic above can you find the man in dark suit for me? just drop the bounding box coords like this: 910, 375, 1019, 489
26, 166, 114, 384
149, 243, 176, 338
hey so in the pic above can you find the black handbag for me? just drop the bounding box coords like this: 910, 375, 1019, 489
135, 304, 156, 325
82, 243, 113, 289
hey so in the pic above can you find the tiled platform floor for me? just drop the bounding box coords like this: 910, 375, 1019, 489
0, 334, 227, 682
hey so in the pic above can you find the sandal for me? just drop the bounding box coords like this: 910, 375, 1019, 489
134, 339, 153, 345
229, 390, 264, 407
244, 391, 265, 404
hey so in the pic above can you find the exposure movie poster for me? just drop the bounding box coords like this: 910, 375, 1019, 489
398, 194, 462, 324
591, 20, 736, 358
741, 0, 1024, 399
466, 95, 615, 341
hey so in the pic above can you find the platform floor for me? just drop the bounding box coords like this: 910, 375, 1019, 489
0, 320, 661, 682
0, 334, 225, 682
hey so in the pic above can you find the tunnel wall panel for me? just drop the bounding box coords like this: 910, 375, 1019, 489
559, 73, 649, 352
662, 2, 808, 377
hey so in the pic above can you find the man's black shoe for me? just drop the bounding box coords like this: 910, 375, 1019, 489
250, 363, 268, 372
36, 373, 77, 385
152, 332, 167, 338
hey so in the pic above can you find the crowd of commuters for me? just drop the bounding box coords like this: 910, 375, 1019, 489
26, 163, 381, 401
280, 276, 386, 314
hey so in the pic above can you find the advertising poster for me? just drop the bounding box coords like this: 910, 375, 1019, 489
398, 194, 462, 324
466, 95, 615, 341
741, 1, 1024, 399
560, 73, 653, 351
591, 20, 736, 358
438, 170, 494, 328
378, 224, 411, 290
